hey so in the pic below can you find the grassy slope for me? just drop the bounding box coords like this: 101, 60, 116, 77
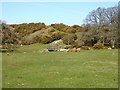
2, 44, 118, 88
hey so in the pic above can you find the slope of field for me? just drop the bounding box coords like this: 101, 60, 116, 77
2, 44, 118, 88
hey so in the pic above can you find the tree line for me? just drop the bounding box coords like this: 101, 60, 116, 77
0, 5, 119, 51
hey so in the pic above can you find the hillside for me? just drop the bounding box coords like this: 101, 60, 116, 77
1, 5, 119, 51
10, 23, 85, 46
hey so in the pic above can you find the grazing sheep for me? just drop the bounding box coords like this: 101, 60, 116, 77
76, 48, 81, 52
108, 47, 112, 50
68, 48, 72, 52
88, 47, 91, 50
72, 48, 77, 52
68, 48, 81, 52
59, 49, 69, 52
112, 45, 114, 49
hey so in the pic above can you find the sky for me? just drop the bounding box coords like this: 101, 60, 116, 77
1, 2, 118, 25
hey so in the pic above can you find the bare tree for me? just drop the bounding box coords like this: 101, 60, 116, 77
84, 6, 118, 48
1, 21, 20, 51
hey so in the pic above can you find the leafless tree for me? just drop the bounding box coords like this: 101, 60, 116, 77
84, 6, 118, 48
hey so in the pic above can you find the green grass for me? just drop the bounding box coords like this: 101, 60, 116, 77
2, 44, 118, 88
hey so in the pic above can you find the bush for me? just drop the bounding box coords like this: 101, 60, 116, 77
64, 45, 71, 49
81, 46, 90, 50
52, 31, 63, 40
93, 42, 104, 49
71, 40, 84, 48
40, 35, 53, 44
33, 36, 41, 43
62, 34, 76, 45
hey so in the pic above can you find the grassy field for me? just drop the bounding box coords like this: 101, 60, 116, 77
2, 44, 118, 88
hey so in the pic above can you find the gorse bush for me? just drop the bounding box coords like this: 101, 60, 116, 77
93, 42, 104, 49
71, 40, 84, 48
62, 34, 76, 45
40, 35, 53, 44
11, 22, 46, 36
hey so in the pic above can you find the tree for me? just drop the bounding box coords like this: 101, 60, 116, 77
84, 6, 118, 48
1, 21, 20, 51
85, 6, 118, 27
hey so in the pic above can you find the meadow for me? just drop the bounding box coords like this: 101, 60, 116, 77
2, 44, 118, 88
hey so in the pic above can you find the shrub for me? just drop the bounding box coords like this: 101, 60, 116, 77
33, 36, 41, 43
62, 34, 77, 45
51, 23, 67, 31
71, 40, 84, 48
52, 31, 63, 40
81, 46, 90, 50
93, 42, 104, 49
64, 45, 71, 49
67, 27, 76, 33
40, 35, 53, 44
